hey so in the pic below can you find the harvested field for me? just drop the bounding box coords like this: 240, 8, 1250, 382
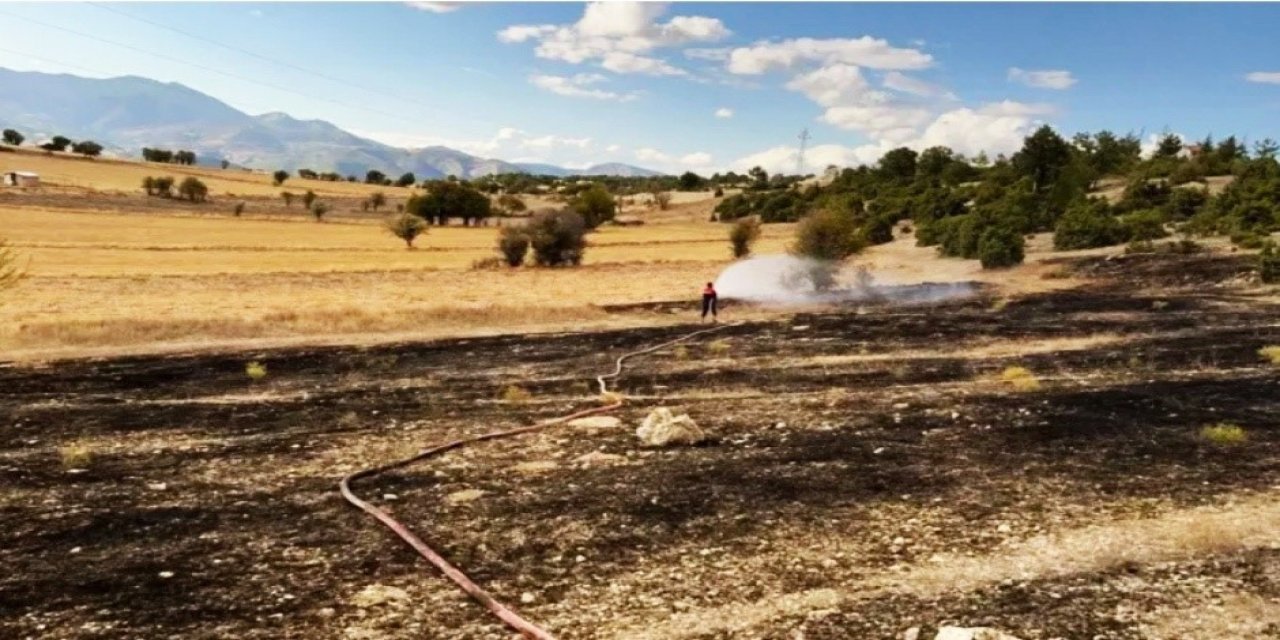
2, 251, 1278, 639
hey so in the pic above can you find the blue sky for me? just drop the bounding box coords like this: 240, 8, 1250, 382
1, 1, 1279, 174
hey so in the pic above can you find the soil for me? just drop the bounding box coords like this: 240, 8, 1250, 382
2, 252, 1278, 639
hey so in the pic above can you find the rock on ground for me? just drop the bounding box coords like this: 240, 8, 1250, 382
934, 627, 1022, 640
351, 584, 410, 609
567, 416, 622, 431
635, 407, 707, 447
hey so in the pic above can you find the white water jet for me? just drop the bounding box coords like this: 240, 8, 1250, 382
714, 254, 977, 306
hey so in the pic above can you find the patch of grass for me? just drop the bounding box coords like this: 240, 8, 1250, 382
1258, 345, 1280, 365
1200, 422, 1248, 446
59, 444, 92, 469
599, 390, 623, 405
500, 385, 532, 404
1151, 299, 1169, 311
999, 365, 1041, 392
706, 339, 731, 356
989, 297, 1010, 312
245, 361, 268, 381
672, 344, 689, 360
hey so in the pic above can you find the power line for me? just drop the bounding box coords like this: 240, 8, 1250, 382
86, 2, 467, 124
0, 8, 450, 130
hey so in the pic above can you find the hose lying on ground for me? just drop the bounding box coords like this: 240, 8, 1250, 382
339, 323, 734, 639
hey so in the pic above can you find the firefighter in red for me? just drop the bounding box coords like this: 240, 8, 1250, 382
701, 282, 718, 321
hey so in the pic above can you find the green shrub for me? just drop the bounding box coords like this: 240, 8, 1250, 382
792, 208, 864, 262
1230, 232, 1267, 249
1260, 242, 1280, 283
1200, 423, 1247, 446
729, 217, 762, 258
178, 176, 208, 203
527, 210, 587, 267
497, 225, 530, 266
1164, 187, 1209, 220
1120, 209, 1169, 242
385, 212, 428, 248
1054, 200, 1124, 250
977, 226, 1025, 269
245, 361, 267, 380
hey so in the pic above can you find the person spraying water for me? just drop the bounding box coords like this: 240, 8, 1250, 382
701, 281, 718, 322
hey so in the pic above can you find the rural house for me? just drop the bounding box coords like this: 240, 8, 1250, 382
3, 171, 39, 187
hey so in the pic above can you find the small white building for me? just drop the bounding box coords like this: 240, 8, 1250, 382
3, 171, 39, 187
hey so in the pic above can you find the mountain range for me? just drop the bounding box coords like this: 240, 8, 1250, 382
0, 68, 660, 178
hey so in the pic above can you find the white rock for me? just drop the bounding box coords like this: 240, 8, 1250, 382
568, 416, 622, 431
520, 592, 535, 604
997, 523, 1012, 534
903, 628, 921, 640
636, 408, 707, 447
445, 489, 486, 505
382, 493, 398, 501
147, 482, 168, 491
158, 571, 174, 579
352, 584, 410, 609
934, 627, 1022, 640
70, 547, 82, 554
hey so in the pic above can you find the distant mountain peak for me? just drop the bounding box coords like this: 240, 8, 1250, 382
0, 67, 663, 178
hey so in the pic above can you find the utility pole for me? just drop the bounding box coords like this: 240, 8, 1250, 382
797, 128, 810, 175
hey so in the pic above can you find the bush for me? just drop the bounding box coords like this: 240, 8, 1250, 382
245, 361, 268, 380
385, 212, 428, 248
310, 201, 330, 221
500, 385, 532, 403
571, 186, 617, 228
272, 170, 289, 186
281, 192, 294, 208
792, 208, 863, 262
999, 366, 1040, 391
1200, 423, 1247, 446
1164, 187, 1208, 220
302, 190, 317, 210
497, 225, 530, 266
713, 186, 724, 198
153, 176, 174, 197
1120, 209, 1169, 242
728, 217, 762, 258
1257, 344, 1280, 365
1260, 242, 1280, 283
233, 201, 246, 217
527, 210, 587, 267
178, 177, 208, 202
977, 226, 1025, 269
1054, 200, 1123, 250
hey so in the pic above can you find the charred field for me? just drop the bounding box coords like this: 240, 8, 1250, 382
2, 252, 1279, 640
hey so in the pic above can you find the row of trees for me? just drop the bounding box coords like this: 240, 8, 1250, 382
142, 148, 196, 165
759, 124, 1280, 277
142, 176, 208, 202
1, 129, 102, 156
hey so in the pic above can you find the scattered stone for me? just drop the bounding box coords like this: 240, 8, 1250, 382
352, 584, 410, 609
147, 482, 167, 491
934, 627, 1022, 640
574, 451, 626, 466
520, 592, 535, 604
382, 493, 398, 501
636, 408, 707, 447
903, 628, 921, 640
997, 523, 1012, 534
792, 325, 810, 331
444, 489, 486, 505
567, 416, 622, 431
70, 547, 82, 554
511, 461, 559, 475
315, 607, 336, 619
157, 571, 174, 579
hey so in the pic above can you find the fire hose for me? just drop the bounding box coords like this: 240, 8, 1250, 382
339, 323, 734, 639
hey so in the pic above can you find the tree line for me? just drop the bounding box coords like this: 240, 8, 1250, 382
142, 148, 197, 165
2, 128, 103, 157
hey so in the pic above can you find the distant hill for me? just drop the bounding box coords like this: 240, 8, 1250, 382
0, 67, 660, 178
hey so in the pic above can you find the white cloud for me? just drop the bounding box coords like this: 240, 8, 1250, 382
606, 144, 622, 153
714, 107, 734, 118
498, 2, 728, 75
726, 37, 932, 75
601, 51, 686, 76
1008, 67, 1077, 90
684, 47, 731, 62
635, 147, 670, 163
731, 98, 1049, 174
781, 63, 929, 141
680, 152, 713, 166
1246, 71, 1280, 84
882, 71, 953, 99
529, 73, 638, 101
522, 135, 592, 150
407, 2, 461, 14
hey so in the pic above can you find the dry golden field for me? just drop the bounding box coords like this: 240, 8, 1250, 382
0, 150, 1077, 360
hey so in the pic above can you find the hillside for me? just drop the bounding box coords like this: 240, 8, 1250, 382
0, 68, 659, 179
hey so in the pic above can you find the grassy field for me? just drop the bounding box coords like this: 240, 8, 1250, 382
0, 151, 789, 359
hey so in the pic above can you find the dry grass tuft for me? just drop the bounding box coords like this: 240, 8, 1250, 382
999, 365, 1041, 391
599, 390, 624, 405
500, 385, 533, 404
59, 444, 93, 469
672, 344, 689, 360
1258, 345, 1280, 365
245, 361, 268, 381
1200, 422, 1248, 446
706, 339, 731, 356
